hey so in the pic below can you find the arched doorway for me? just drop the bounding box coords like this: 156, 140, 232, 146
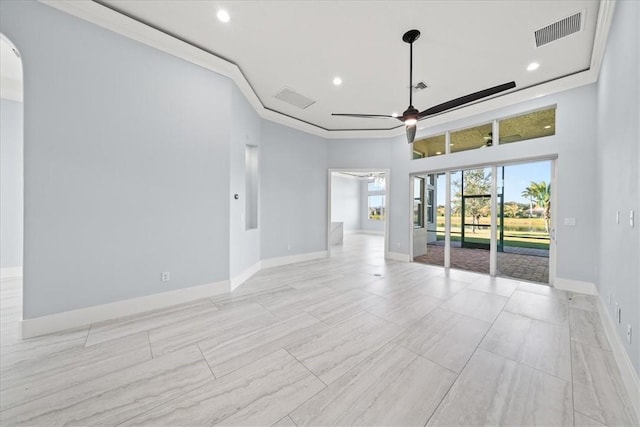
0, 33, 24, 344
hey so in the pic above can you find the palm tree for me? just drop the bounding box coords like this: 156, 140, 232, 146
522, 181, 551, 231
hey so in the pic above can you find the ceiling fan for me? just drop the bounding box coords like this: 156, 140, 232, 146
332, 29, 516, 143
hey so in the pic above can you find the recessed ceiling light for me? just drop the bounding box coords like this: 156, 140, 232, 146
333, 77, 342, 86
544, 125, 551, 129
217, 9, 230, 23
527, 62, 540, 71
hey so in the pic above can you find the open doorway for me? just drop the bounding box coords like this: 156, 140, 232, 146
412, 160, 553, 285
328, 170, 388, 262
1, 34, 24, 344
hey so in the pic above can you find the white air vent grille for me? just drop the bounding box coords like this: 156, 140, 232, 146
274, 87, 316, 109
535, 12, 582, 47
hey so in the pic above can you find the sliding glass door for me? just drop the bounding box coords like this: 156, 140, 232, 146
413, 160, 554, 285
496, 161, 552, 283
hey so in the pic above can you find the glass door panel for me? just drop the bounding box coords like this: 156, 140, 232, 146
450, 167, 491, 274
496, 161, 551, 283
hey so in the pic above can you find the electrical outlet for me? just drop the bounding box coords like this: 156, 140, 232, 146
161, 272, 170, 282
627, 325, 632, 344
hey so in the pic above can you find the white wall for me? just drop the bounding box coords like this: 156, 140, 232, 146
261, 121, 328, 260
229, 85, 261, 279
0, 98, 23, 273
595, 0, 639, 374
1, 1, 233, 318
330, 174, 360, 231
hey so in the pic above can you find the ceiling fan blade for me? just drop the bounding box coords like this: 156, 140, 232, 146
406, 123, 416, 144
418, 81, 516, 118
332, 113, 397, 119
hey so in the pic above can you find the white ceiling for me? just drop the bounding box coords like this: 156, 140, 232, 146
93, 0, 602, 133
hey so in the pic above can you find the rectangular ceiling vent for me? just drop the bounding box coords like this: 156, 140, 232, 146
412, 81, 429, 93
274, 87, 316, 109
534, 11, 582, 47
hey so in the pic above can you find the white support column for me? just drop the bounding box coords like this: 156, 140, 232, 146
445, 171, 451, 269
490, 165, 498, 276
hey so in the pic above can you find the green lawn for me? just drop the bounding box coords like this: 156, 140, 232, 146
433, 216, 550, 250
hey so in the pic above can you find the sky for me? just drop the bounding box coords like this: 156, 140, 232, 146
436, 160, 551, 205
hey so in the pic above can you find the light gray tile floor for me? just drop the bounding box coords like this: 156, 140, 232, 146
0, 234, 637, 426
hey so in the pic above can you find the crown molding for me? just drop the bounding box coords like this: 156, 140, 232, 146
39, 0, 616, 140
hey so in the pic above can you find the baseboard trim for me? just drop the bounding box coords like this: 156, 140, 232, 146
554, 277, 597, 295
230, 261, 261, 291
1, 266, 22, 280
20, 280, 229, 339
261, 251, 328, 269
597, 297, 640, 421
386, 251, 410, 262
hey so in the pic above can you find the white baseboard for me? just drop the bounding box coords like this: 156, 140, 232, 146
386, 251, 410, 262
20, 280, 229, 339
1, 266, 23, 280
230, 261, 261, 291
597, 297, 640, 421
261, 251, 328, 269
554, 277, 598, 295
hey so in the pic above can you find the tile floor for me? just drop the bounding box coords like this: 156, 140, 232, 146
0, 234, 637, 426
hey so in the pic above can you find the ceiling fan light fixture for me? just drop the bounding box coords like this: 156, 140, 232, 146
330, 29, 516, 144
333, 77, 342, 86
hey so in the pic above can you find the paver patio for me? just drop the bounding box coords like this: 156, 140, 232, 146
414, 245, 549, 284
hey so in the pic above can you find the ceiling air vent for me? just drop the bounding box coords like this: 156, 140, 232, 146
535, 11, 582, 47
414, 81, 428, 91
274, 87, 316, 109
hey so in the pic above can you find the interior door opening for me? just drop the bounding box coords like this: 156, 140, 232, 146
328, 170, 389, 261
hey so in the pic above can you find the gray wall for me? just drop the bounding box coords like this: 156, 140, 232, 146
1, 1, 233, 318
596, 0, 639, 373
261, 121, 328, 259
0, 98, 23, 271
330, 174, 360, 231
229, 85, 261, 278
